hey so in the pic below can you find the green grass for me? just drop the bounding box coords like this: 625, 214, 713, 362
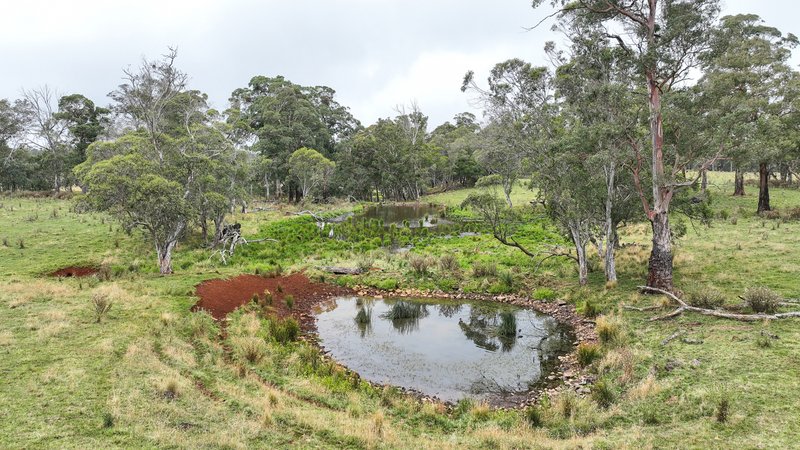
2, 173, 800, 448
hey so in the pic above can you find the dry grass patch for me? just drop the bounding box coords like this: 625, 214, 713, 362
627, 373, 663, 401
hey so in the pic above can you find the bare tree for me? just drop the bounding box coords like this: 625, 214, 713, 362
109, 47, 188, 163
20, 86, 70, 191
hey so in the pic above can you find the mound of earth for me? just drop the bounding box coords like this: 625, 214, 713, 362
192, 272, 352, 329
49, 266, 99, 278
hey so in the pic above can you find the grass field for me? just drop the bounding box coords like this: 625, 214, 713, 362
2, 172, 800, 448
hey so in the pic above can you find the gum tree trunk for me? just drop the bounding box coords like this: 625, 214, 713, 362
603, 164, 618, 282
700, 169, 708, 194
733, 168, 745, 196
157, 240, 177, 275
757, 162, 771, 213
647, 211, 673, 291
568, 223, 589, 286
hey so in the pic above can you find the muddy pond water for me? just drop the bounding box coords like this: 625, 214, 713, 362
315, 296, 572, 403
361, 203, 447, 228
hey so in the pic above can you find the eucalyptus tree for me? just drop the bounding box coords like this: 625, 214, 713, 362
55, 94, 110, 189
533, 0, 722, 291
288, 147, 335, 200
700, 14, 798, 212
227, 76, 359, 200
462, 58, 552, 206
78, 51, 244, 274
553, 27, 643, 283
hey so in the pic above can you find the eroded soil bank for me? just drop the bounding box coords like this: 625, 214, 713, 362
49, 266, 99, 278
191, 272, 352, 330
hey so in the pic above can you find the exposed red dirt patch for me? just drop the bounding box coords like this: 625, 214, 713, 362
49, 266, 99, 278
191, 272, 353, 330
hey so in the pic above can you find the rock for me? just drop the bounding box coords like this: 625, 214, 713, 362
690, 359, 701, 368
664, 359, 682, 372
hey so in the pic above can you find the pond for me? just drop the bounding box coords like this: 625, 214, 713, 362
315, 296, 573, 403
361, 203, 447, 228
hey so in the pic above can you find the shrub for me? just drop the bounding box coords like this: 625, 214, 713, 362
472, 261, 498, 278
439, 254, 460, 273
17, 239, 24, 249
2, 237, 7, 247
591, 380, 615, 409
595, 315, 623, 345
687, 288, 725, 309
743, 287, 781, 314
497, 311, 517, 338
475, 174, 503, 187
577, 342, 601, 367
91, 292, 113, 323
409, 255, 433, 276
533, 287, 557, 301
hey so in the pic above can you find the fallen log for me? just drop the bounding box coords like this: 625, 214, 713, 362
637, 286, 800, 322
320, 266, 363, 275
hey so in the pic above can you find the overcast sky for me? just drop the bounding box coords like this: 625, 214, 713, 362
1, 0, 798, 127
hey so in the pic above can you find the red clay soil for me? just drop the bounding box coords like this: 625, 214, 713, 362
191, 272, 353, 330
49, 266, 99, 278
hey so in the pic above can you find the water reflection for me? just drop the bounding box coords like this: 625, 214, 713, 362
316, 296, 573, 403
361, 204, 447, 228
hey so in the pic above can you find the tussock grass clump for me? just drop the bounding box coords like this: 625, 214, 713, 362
409, 255, 433, 276
497, 311, 517, 338
470, 402, 491, 421
471, 261, 498, 278
183, 310, 218, 339
102, 412, 115, 428
371, 410, 385, 438
595, 315, 623, 345
555, 391, 577, 419
743, 287, 781, 314
498, 271, 514, 289
687, 288, 725, 309
577, 342, 602, 367
284, 294, 294, 310
271, 317, 300, 343
523, 405, 543, 427
356, 255, 375, 272
91, 292, 113, 323
382, 301, 426, 320
715, 393, 731, 423
160, 377, 181, 400
232, 336, 268, 363
591, 380, 615, 409
438, 253, 460, 273
580, 299, 599, 318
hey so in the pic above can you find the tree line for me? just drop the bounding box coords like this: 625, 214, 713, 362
1, 2, 798, 289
